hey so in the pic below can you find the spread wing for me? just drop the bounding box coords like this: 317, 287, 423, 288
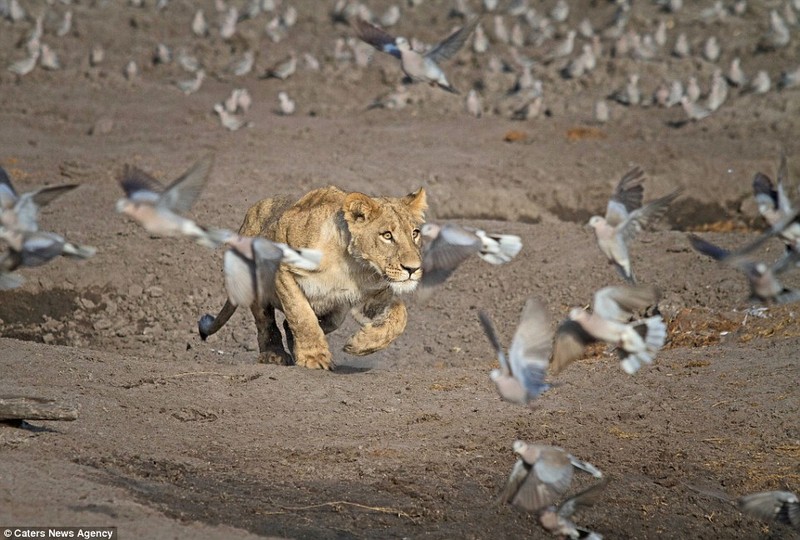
421, 224, 481, 287
426, 16, 479, 64
160, 155, 214, 213
478, 310, 510, 374
688, 233, 759, 274
550, 319, 596, 375
512, 448, 574, 512
30, 184, 79, 208
558, 478, 610, 518
619, 189, 682, 242
605, 166, 645, 226
119, 164, 165, 199
739, 491, 800, 528
0, 166, 18, 209
593, 284, 660, 322
353, 18, 401, 59
508, 297, 552, 388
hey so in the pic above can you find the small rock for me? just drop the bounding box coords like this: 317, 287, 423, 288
93, 318, 113, 331
147, 286, 164, 298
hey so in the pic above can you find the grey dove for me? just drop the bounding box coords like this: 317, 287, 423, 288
552, 284, 667, 375
354, 16, 479, 94
0, 229, 95, 271
501, 440, 603, 513
688, 234, 800, 305
217, 233, 322, 309
739, 491, 799, 530
0, 166, 78, 235
478, 297, 552, 405
588, 166, 682, 283
116, 156, 226, 248
419, 222, 521, 289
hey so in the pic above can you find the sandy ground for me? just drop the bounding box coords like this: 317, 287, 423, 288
1, 0, 799, 538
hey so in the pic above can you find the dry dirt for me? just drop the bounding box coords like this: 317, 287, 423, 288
1, 0, 799, 538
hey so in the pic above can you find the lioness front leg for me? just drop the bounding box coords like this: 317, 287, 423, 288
344, 296, 408, 356
275, 269, 332, 370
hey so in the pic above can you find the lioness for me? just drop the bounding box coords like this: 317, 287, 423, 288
199, 186, 427, 370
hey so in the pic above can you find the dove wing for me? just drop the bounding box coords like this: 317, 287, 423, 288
558, 478, 610, 518
508, 297, 552, 388
19, 232, 65, 267
426, 17, 479, 63
619, 189, 681, 242
354, 18, 401, 59
739, 491, 800, 526
30, 184, 79, 208
421, 224, 481, 287
610, 166, 645, 214
500, 460, 530, 504
0, 166, 18, 209
593, 284, 659, 322
223, 249, 256, 307
478, 310, 511, 374
252, 238, 284, 307
160, 155, 214, 213
119, 164, 165, 198
550, 319, 596, 375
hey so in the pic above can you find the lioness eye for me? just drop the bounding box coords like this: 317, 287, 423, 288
382, 231, 393, 241
412, 229, 420, 239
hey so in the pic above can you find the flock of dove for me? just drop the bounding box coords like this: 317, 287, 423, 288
2, 0, 800, 537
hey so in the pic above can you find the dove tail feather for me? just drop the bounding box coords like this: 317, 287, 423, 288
61, 243, 96, 260
476, 232, 523, 264
569, 456, 603, 478
621, 316, 666, 374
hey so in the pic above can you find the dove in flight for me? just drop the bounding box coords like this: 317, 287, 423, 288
478, 297, 552, 405
688, 234, 800, 305
501, 440, 603, 513
420, 222, 521, 289
588, 166, 681, 283
354, 16, 479, 93
739, 491, 799, 531
539, 479, 609, 539
116, 156, 226, 248
0, 166, 78, 235
552, 284, 666, 375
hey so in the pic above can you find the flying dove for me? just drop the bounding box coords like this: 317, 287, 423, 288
116, 156, 225, 248
220, 233, 322, 308
354, 16, 479, 94
552, 284, 666, 375
420, 222, 522, 288
539, 479, 609, 539
0, 228, 95, 270
688, 234, 800, 304
478, 297, 552, 405
0, 166, 78, 234
501, 440, 603, 513
588, 167, 681, 283
739, 491, 799, 530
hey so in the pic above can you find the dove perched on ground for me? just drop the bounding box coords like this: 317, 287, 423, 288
688, 234, 800, 304
758, 10, 790, 51
749, 153, 800, 253
594, 100, 609, 123
278, 91, 295, 115
89, 45, 105, 67
465, 89, 482, 117
672, 33, 690, 58
419, 222, 522, 288
552, 284, 666, 375
230, 50, 255, 76
153, 43, 172, 65
367, 84, 410, 110
115, 156, 225, 248
478, 298, 552, 405
8, 49, 39, 76
263, 52, 297, 80
739, 491, 799, 530
501, 441, 603, 513
0, 167, 78, 235
176, 69, 205, 95
749, 70, 771, 94
588, 166, 682, 283
192, 9, 209, 37
609, 74, 640, 106
213, 103, 251, 131
727, 57, 746, 87
779, 65, 800, 90
539, 480, 609, 539
124, 60, 138, 80
354, 16, 479, 94
703, 36, 721, 62
218, 232, 322, 309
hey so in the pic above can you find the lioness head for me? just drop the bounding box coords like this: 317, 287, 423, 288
343, 188, 427, 294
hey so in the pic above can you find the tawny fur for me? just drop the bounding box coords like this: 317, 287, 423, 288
202, 186, 427, 370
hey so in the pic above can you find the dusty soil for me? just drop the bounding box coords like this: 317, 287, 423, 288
1, 0, 799, 538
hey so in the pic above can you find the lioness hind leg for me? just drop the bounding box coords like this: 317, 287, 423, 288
252, 304, 292, 366
344, 298, 408, 356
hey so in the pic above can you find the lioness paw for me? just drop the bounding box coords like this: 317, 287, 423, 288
344, 332, 391, 356
294, 347, 333, 370
258, 348, 293, 366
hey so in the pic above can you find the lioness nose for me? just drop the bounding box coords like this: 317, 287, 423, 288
401, 264, 420, 278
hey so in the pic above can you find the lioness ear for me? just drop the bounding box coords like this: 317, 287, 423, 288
402, 188, 427, 220
343, 192, 381, 223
